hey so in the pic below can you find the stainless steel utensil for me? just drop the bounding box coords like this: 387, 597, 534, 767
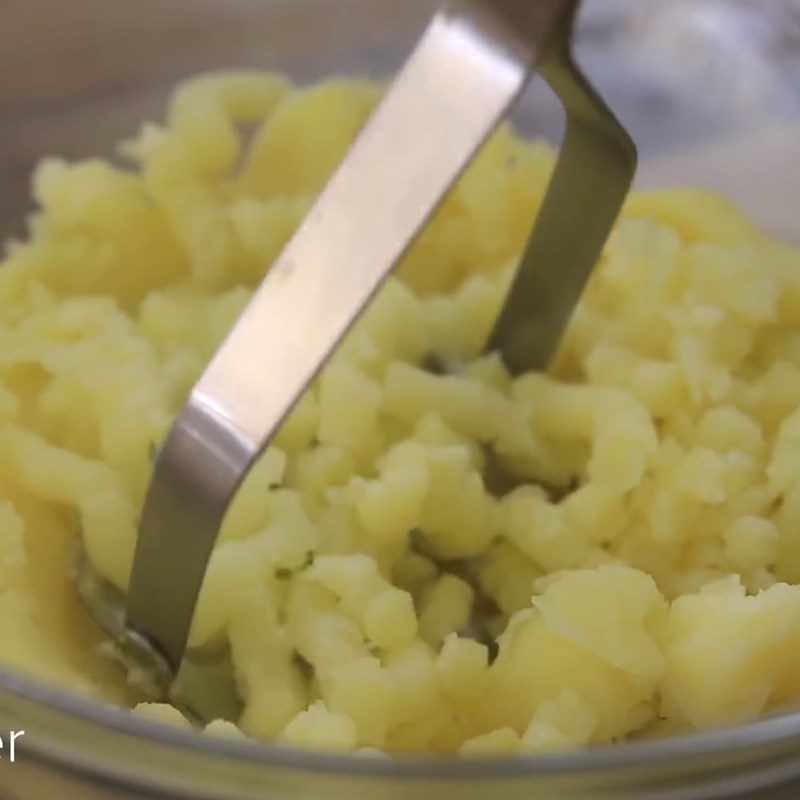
78, 0, 635, 721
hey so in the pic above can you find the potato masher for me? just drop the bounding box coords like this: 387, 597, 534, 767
78, 0, 636, 721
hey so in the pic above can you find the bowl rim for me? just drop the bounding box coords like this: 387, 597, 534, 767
4, 665, 800, 787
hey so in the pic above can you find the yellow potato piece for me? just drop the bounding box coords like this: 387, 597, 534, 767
1, 71, 799, 755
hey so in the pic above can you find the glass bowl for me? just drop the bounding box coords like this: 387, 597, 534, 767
0, 1, 799, 798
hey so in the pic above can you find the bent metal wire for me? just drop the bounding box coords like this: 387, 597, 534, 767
78, 0, 636, 720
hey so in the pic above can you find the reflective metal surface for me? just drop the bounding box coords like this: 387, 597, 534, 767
488, 2, 636, 372
116, 0, 636, 702
3, 667, 800, 800
120, 0, 595, 699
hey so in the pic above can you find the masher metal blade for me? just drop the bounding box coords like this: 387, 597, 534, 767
115, 0, 575, 700
77, 0, 638, 723
488, 3, 637, 372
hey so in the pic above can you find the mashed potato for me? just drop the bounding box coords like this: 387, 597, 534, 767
1, 71, 800, 754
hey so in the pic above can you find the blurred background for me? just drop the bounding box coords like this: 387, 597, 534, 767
0, 0, 798, 240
